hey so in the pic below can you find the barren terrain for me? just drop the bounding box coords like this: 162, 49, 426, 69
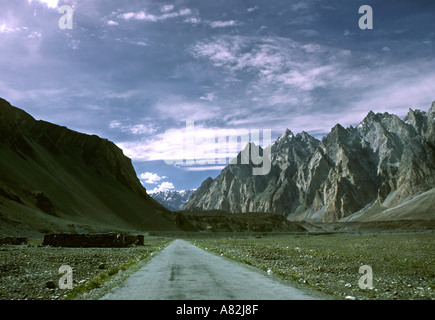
192, 233, 434, 300
0, 236, 171, 300
0, 232, 433, 300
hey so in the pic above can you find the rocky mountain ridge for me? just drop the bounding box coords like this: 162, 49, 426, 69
183, 102, 435, 222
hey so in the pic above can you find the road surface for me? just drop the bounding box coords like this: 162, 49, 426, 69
100, 239, 322, 300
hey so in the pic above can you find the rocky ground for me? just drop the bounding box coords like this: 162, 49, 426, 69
1, 233, 433, 300
0, 236, 171, 300
192, 233, 435, 300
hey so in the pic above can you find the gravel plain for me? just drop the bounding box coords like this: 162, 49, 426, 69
0, 233, 433, 300
0, 237, 171, 300
191, 233, 435, 300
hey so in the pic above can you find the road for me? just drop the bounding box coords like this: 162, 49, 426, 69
100, 239, 322, 300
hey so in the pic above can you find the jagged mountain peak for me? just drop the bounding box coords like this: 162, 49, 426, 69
322, 123, 350, 145
367, 110, 376, 118
404, 108, 428, 135
297, 130, 310, 139
360, 110, 400, 126
361, 110, 383, 123
429, 101, 435, 119
361, 109, 398, 123
185, 101, 435, 223
357, 110, 410, 141
279, 128, 294, 140
293, 131, 317, 144
275, 129, 318, 148
203, 177, 214, 184
229, 141, 267, 167
270, 129, 320, 167
331, 123, 347, 132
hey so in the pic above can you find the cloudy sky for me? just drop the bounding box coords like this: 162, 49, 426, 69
1, 0, 434, 192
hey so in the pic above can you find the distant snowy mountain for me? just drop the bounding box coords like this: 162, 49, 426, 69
150, 189, 196, 211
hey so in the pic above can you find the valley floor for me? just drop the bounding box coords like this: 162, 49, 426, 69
0, 233, 433, 300
191, 233, 434, 300
0, 236, 172, 300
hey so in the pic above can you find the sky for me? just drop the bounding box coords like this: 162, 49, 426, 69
0, 0, 434, 192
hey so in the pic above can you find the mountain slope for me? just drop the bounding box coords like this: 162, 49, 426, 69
0, 98, 179, 236
184, 102, 435, 222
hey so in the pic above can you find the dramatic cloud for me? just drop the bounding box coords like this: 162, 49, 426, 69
209, 20, 239, 28
109, 120, 156, 136
190, 36, 351, 92
119, 7, 192, 22
199, 92, 216, 102
116, 121, 272, 180
190, 33, 435, 134
140, 172, 167, 185
107, 20, 118, 26
1, 0, 434, 191
28, 0, 58, 9
147, 181, 175, 194
161, 5, 175, 13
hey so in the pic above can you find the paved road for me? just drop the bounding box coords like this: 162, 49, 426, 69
100, 239, 321, 300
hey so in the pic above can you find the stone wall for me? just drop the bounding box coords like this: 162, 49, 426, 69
42, 233, 144, 247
